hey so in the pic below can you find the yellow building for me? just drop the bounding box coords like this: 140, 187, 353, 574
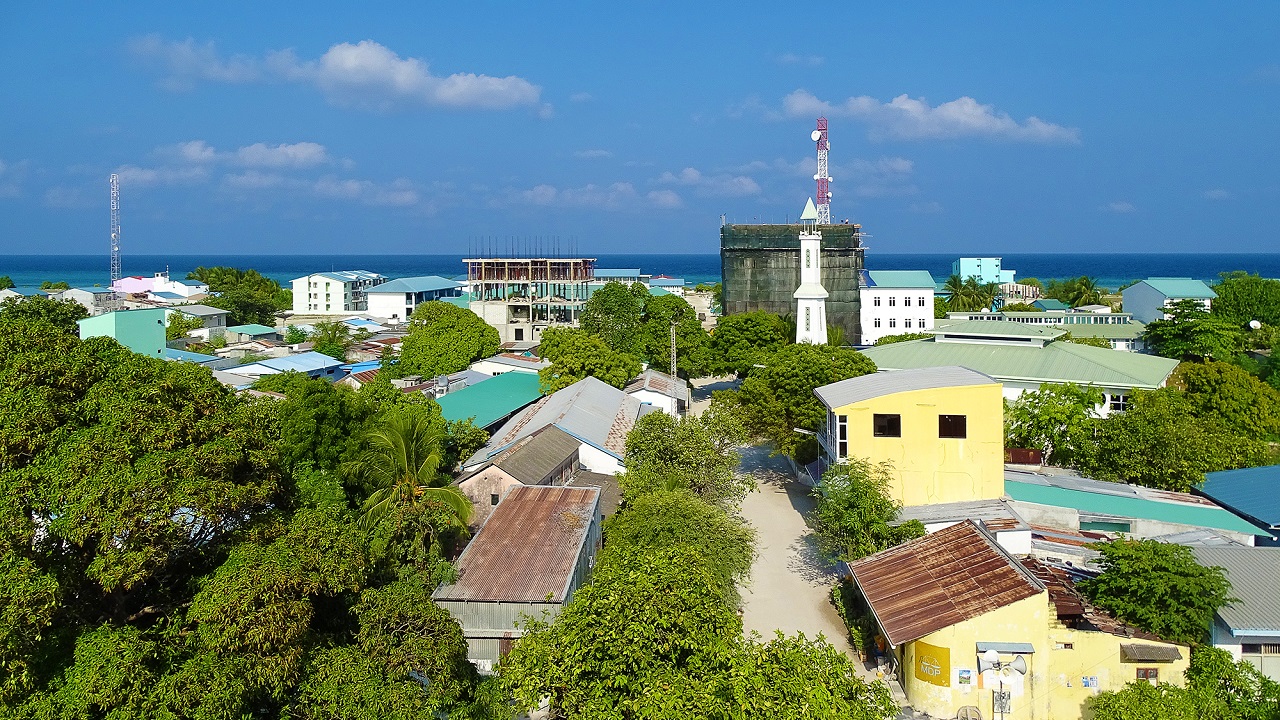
851, 521, 1189, 720
815, 366, 1005, 505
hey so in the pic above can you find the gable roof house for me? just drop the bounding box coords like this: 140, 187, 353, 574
457, 426, 582, 527
1121, 277, 1216, 324
1189, 546, 1280, 681
433, 485, 602, 672
463, 376, 658, 476
624, 368, 691, 416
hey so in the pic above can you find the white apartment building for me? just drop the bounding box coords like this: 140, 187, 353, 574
291, 271, 386, 314
858, 270, 936, 345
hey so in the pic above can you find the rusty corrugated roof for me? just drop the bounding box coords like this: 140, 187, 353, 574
850, 520, 1044, 646
434, 485, 599, 604
1020, 557, 1171, 643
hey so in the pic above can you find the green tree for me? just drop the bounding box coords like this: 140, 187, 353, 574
0, 275, 14, 289
809, 458, 925, 562
311, 319, 356, 361
0, 293, 89, 333
622, 409, 752, 508
1145, 298, 1246, 360
580, 281, 644, 354
39, 280, 70, 291
537, 326, 641, 392
1020, 277, 1044, 289
1078, 538, 1232, 647
1073, 388, 1265, 491
254, 371, 373, 474
1212, 271, 1280, 326
1063, 332, 1113, 348
1173, 360, 1280, 439
165, 310, 204, 340
1089, 646, 1280, 720
933, 296, 950, 319
398, 301, 500, 377
725, 344, 876, 459
873, 331, 931, 345
1044, 276, 1103, 307
707, 311, 790, 375
1004, 383, 1104, 465
943, 274, 999, 312
189, 266, 291, 326
1000, 302, 1043, 312
634, 293, 710, 377
284, 324, 311, 344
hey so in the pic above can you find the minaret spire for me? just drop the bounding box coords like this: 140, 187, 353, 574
793, 198, 828, 344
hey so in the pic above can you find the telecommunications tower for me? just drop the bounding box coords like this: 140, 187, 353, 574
109, 174, 121, 283
811, 117, 832, 225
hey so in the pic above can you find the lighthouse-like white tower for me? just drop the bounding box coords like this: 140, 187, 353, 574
793, 197, 828, 344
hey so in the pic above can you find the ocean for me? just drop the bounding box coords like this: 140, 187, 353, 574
5, 253, 1280, 291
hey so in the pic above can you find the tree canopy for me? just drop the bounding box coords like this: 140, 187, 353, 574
188, 266, 291, 326
633, 293, 711, 377
1212, 271, 1280, 327
579, 281, 644, 355
165, 310, 204, 340
942, 274, 998, 311
1173, 360, 1280, 440
809, 458, 925, 562
873, 331, 931, 346
1145, 298, 1246, 361
1004, 382, 1104, 465
706, 311, 791, 375
397, 301, 500, 378
621, 405, 751, 508
0, 293, 88, 333
1043, 276, 1104, 307
1077, 538, 1232, 647
538, 326, 641, 392
999, 302, 1042, 312
0, 275, 14, 290
1089, 647, 1280, 720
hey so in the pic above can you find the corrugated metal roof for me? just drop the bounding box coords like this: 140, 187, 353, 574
859, 334, 1179, 389
1189, 546, 1280, 634
1005, 473, 1265, 536
437, 371, 543, 430
624, 368, 691, 403
1022, 557, 1176, 643
1139, 277, 1217, 299
434, 485, 599, 603
1033, 299, 1070, 311
494, 426, 580, 484
175, 304, 228, 316
164, 348, 218, 363
566, 470, 622, 516
1054, 322, 1146, 339
897, 499, 1027, 531
366, 275, 459, 294
1120, 644, 1184, 662
1199, 466, 1280, 528
850, 520, 1044, 646
226, 324, 278, 335
933, 320, 1066, 339
814, 366, 997, 409
863, 270, 937, 289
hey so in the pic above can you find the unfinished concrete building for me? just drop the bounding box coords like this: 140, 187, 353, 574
720, 223, 864, 344
464, 257, 595, 343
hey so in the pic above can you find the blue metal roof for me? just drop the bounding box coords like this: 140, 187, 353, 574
367, 275, 459, 294
152, 291, 184, 299
1033, 299, 1070, 311
594, 269, 643, 278
4, 286, 46, 296
257, 351, 345, 373
75, 287, 116, 294
226, 324, 278, 335
164, 347, 219, 363
1199, 466, 1280, 529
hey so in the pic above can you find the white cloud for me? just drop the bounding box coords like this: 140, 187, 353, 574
574, 149, 613, 159
569, 92, 592, 103
113, 164, 209, 187
130, 35, 543, 112
776, 52, 824, 66
235, 142, 329, 168
222, 170, 291, 190
780, 90, 1081, 144
0, 159, 27, 197
657, 166, 761, 197
1203, 188, 1232, 200
1104, 200, 1136, 213
311, 176, 419, 206
513, 182, 680, 211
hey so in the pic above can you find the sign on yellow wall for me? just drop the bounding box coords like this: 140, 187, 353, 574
914, 641, 951, 687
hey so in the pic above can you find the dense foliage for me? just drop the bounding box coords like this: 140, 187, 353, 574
1078, 538, 1232, 647
310, 320, 362, 361
1089, 647, 1280, 720
810, 459, 925, 562
621, 404, 751, 508
1062, 332, 1112, 348
1145, 298, 1246, 361
538, 326, 642, 392
1042, 275, 1103, 307
188, 266, 292, 326
579, 281, 645, 355
165, 310, 204, 340
633, 293, 710, 376
1173, 360, 1280, 440
397, 301, 500, 378
872, 331, 931, 345
0, 293, 88, 333
0, 275, 14, 289
998, 302, 1042, 312
942, 274, 998, 311
706, 311, 790, 375
1004, 383, 1105, 465
1212, 271, 1280, 327
721, 344, 876, 459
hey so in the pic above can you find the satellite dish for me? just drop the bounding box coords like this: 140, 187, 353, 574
1250, 320, 1262, 330
811, 130, 822, 142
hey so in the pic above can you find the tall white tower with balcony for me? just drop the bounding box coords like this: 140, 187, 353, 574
794, 197, 828, 344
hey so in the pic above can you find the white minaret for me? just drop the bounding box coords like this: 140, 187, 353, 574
794, 197, 828, 344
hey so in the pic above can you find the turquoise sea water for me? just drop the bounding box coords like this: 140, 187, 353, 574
6, 253, 1280, 291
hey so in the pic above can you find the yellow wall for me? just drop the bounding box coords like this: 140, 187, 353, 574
896, 591, 1188, 720
831, 383, 1005, 505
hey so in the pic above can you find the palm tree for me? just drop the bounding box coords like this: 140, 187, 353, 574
1065, 276, 1102, 307
344, 409, 473, 548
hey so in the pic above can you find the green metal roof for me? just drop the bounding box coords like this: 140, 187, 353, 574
436, 371, 543, 429
1140, 277, 1217, 299
859, 335, 1179, 389
865, 270, 937, 289
226, 324, 278, 335
932, 319, 1066, 339
1056, 322, 1146, 339
1033, 299, 1070, 311
1006, 479, 1264, 536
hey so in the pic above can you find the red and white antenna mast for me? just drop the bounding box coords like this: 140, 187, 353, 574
812, 117, 832, 224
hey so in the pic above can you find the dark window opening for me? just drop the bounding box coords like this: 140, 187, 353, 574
1137, 668, 1158, 682
939, 414, 967, 438
490, 493, 500, 506
514, 328, 525, 341
873, 414, 902, 438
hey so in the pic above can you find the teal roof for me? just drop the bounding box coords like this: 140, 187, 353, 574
1006, 478, 1264, 536
437, 371, 543, 429
226, 324, 277, 335
934, 319, 1066, 339
441, 292, 473, 309
648, 286, 673, 296
164, 348, 218, 363
1033, 299, 1070, 311
866, 270, 937, 289
368, 275, 458, 294
859, 333, 1179, 389
1199, 466, 1280, 529
1141, 277, 1217, 299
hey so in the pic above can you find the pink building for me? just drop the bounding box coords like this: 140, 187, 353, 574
111, 276, 154, 294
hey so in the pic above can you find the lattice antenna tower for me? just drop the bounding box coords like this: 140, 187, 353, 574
109, 174, 122, 282
812, 117, 832, 224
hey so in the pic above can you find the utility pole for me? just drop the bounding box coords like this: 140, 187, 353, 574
670, 319, 679, 415
109, 174, 121, 282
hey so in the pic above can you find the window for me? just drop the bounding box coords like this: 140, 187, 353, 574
874, 318, 881, 328
490, 494, 500, 506
515, 328, 525, 341
1109, 394, 1130, 412
939, 414, 967, 438
889, 297, 896, 307
903, 296, 911, 306
806, 249, 811, 268
889, 319, 896, 328
874, 296, 881, 307
920, 319, 927, 328
804, 307, 811, 331
904, 319, 912, 329
837, 415, 848, 458
873, 414, 901, 437
918, 297, 926, 307
1137, 668, 1159, 683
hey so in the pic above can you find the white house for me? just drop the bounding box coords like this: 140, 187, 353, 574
55, 287, 120, 316
1121, 277, 1216, 324
624, 368, 690, 416
858, 270, 936, 345
291, 271, 387, 314
365, 275, 463, 322
149, 272, 208, 300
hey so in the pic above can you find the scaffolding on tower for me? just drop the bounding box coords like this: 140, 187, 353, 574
812, 117, 832, 225
109, 174, 121, 282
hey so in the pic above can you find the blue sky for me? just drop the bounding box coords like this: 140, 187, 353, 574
3, 2, 1279, 255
